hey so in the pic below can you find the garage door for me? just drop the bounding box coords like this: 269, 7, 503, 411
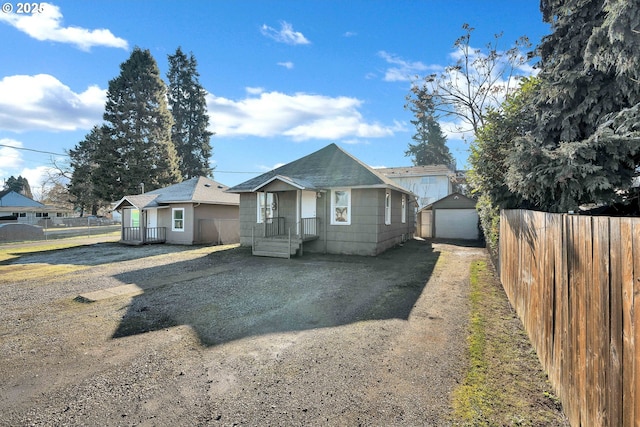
434, 209, 479, 240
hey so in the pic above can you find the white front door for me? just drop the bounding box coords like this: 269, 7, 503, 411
146, 209, 158, 239
298, 191, 317, 235
147, 209, 157, 228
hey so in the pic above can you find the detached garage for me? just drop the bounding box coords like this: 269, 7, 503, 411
417, 193, 479, 240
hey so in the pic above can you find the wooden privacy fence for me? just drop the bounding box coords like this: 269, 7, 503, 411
500, 209, 640, 426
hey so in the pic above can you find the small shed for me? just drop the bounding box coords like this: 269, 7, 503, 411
418, 192, 479, 240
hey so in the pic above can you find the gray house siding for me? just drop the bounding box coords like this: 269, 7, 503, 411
239, 193, 258, 246
162, 203, 194, 245
305, 188, 414, 256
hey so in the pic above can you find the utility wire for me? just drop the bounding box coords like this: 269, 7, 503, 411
0, 143, 262, 174
0, 143, 66, 157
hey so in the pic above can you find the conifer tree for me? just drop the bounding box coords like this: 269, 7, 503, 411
506, 0, 640, 212
68, 125, 105, 215
3, 175, 33, 199
404, 95, 454, 167
93, 47, 181, 201
167, 47, 213, 179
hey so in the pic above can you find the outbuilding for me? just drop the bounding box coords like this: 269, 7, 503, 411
418, 192, 479, 240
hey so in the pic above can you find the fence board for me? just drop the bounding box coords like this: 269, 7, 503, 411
633, 221, 640, 427
500, 210, 640, 426
621, 219, 635, 427
609, 217, 624, 427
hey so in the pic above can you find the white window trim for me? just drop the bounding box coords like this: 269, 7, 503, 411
401, 194, 406, 224
385, 190, 391, 225
331, 188, 351, 225
257, 192, 276, 223
172, 207, 185, 232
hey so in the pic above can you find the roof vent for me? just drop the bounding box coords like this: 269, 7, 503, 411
217, 185, 224, 189
204, 184, 211, 188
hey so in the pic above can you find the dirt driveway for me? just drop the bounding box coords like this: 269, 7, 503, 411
0, 238, 485, 426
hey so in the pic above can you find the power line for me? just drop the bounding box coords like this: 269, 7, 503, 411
0, 143, 67, 157
0, 143, 262, 175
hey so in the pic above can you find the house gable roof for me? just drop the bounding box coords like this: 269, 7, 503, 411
114, 177, 239, 210
378, 165, 455, 177
228, 143, 412, 194
0, 190, 45, 208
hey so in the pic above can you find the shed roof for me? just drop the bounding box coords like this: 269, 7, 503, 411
420, 192, 477, 211
114, 177, 239, 210
228, 143, 413, 195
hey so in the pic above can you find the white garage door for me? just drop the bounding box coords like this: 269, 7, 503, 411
435, 209, 479, 240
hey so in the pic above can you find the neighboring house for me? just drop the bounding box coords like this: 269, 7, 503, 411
377, 165, 456, 210
227, 143, 417, 257
418, 192, 479, 240
0, 190, 68, 225
113, 176, 239, 245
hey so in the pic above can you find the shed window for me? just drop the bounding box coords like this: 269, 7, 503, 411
331, 189, 351, 225
172, 208, 184, 231
385, 190, 391, 225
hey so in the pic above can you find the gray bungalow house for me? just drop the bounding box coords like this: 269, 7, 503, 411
113, 176, 239, 245
227, 143, 417, 257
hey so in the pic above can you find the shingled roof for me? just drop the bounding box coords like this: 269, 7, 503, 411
228, 143, 412, 194
114, 176, 239, 210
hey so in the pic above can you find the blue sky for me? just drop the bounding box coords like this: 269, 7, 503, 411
0, 1, 550, 199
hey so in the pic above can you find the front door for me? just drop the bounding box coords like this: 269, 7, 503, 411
299, 191, 317, 235
146, 209, 157, 239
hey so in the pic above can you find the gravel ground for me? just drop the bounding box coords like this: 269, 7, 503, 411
0, 238, 485, 426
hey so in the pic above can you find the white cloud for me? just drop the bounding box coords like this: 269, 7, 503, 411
206, 90, 396, 141
0, 139, 24, 170
245, 87, 265, 95
0, 2, 128, 51
260, 21, 310, 45
0, 74, 106, 132
258, 162, 285, 172
0, 139, 59, 200
278, 61, 294, 69
377, 51, 441, 82
344, 31, 357, 37
19, 165, 56, 200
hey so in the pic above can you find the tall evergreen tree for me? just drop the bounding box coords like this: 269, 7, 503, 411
404, 95, 454, 167
506, 0, 640, 212
68, 125, 105, 216
3, 175, 33, 198
167, 47, 214, 179
93, 47, 181, 202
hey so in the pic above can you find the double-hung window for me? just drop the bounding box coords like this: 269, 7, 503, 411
172, 208, 184, 231
331, 189, 351, 225
257, 193, 276, 223
401, 194, 406, 223
385, 190, 391, 225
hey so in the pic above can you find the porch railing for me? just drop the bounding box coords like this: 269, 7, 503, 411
122, 227, 166, 244
300, 217, 319, 237
263, 216, 286, 237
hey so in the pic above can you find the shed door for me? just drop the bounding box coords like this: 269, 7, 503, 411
420, 210, 432, 238
434, 209, 479, 240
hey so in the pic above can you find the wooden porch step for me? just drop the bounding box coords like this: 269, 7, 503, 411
253, 237, 300, 258
252, 250, 293, 259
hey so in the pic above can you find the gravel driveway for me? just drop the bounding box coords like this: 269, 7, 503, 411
0, 238, 485, 426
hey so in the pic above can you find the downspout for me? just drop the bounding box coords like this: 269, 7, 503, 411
324, 190, 328, 254
194, 203, 201, 244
